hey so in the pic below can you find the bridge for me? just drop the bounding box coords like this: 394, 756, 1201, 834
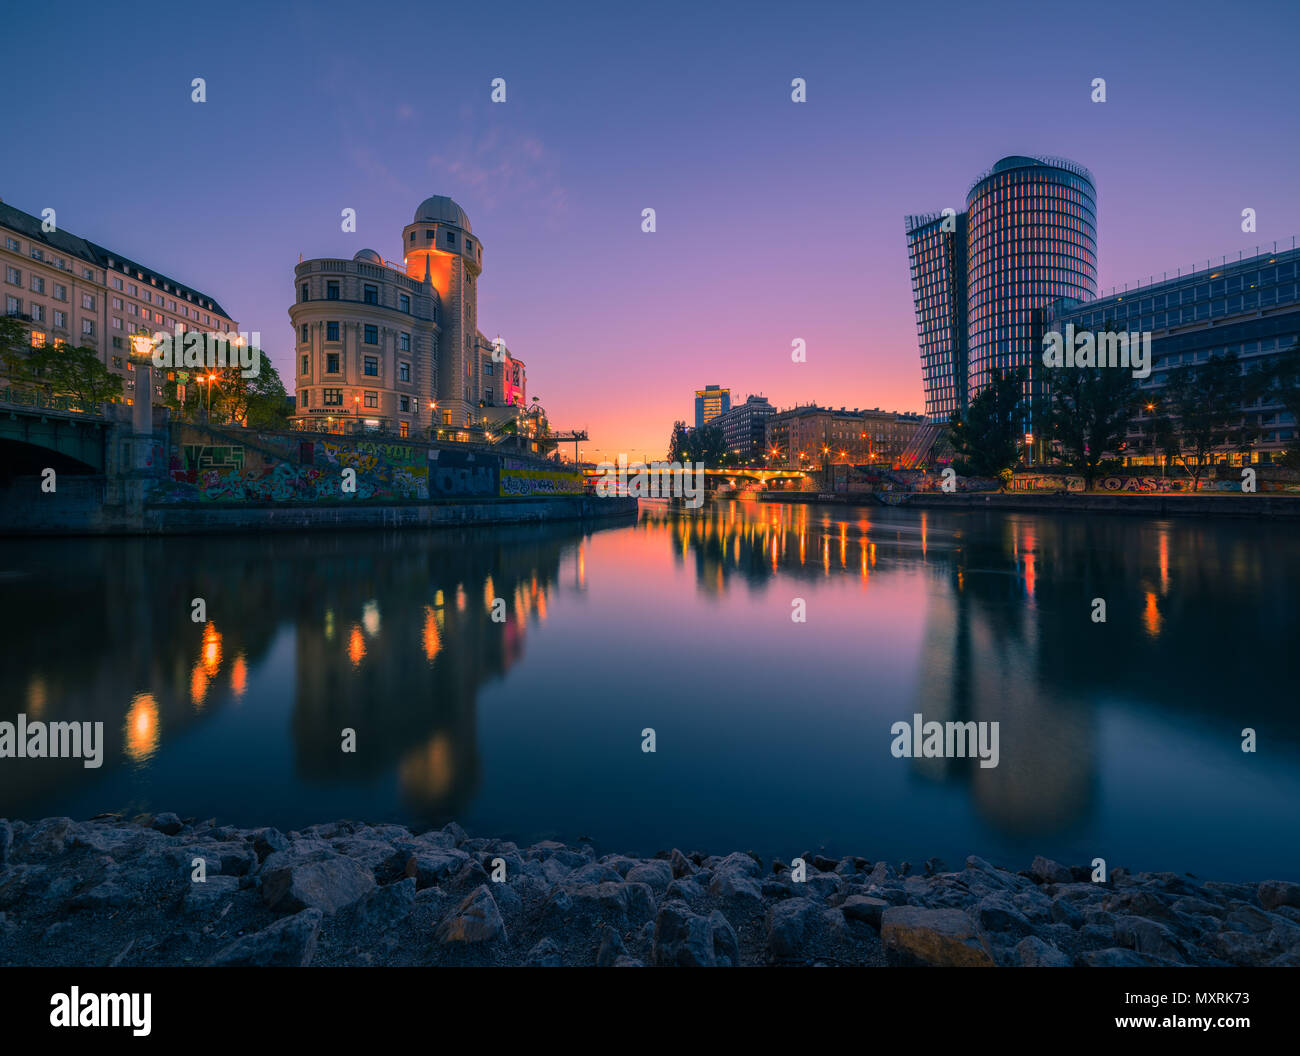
0, 388, 108, 475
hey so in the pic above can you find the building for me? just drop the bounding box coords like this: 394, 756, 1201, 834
906, 210, 968, 421
712, 394, 774, 460
765, 405, 924, 469
1043, 241, 1300, 465
907, 156, 1098, 426
1, 199, 237, 407
291, 196, 519, 439
694, 384, 730, 429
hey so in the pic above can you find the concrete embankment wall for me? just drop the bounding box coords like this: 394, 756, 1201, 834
897, 492, 1300, 518
0, 478, 637, 536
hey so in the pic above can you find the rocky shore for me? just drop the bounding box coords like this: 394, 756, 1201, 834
2, 814, 1298, 967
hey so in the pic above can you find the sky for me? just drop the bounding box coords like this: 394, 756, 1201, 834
3, 0, 1298, 459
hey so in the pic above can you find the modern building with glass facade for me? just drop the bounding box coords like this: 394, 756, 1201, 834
1043, 242, 1300, 465
905, 210, 967, 420
907, 155, 1097, 427
694, 384, 730, 429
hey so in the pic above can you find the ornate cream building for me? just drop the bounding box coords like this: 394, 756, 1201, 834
1, 198, 237, 406
290, 195, 525, 439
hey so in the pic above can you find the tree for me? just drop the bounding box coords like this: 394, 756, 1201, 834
1267, 339, 1300, 468
949, 367, 1026, 479
216, 355, 290, 429
1155, 351, 1263, 490
667, 420, 690, 462
29, 342, 122, 411
1041, 338, 1141, 489
0, 316, 34, 386
689, 424, 727, 467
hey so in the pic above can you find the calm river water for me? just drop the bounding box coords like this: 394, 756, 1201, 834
1, 500, 1297, 880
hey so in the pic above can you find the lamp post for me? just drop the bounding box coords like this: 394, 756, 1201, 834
127, 334, 156, 440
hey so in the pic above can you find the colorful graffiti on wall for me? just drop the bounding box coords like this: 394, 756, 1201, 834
165, 431, 430, 502
1009, 474, 1085, 492
499, 461, 584, 497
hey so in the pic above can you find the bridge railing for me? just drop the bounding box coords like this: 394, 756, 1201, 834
0, 386, 103, 417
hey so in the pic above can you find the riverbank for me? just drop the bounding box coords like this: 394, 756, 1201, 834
758, 490, 1300, 518
0, 484, 637, 536
2, 815, 1297, 967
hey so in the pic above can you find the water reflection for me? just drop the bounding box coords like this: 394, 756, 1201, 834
0, 502, 1297, 879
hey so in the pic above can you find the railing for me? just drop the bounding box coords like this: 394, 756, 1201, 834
0, 386, 103, 416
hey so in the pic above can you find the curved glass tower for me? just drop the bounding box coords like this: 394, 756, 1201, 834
965, 156, 1097, 412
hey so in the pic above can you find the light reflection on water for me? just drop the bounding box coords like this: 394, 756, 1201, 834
0, 501, 1297, 880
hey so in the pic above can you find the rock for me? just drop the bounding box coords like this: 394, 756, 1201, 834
251, 828, 289, 861
766, 898, 826, 961
626, 860, 673, 893
841, 895, 889, 929
183, 874, 241, 915
150, 813, 184, 836
567, 882, 656, 927
403, 848, 470, 890
524, 937, 561, 966
880, 906, 995, 967
436, 885, 506, 944
665, 877, 705, 903
712, 851, 762, 879
1259, 881, 1300, 912
1050, 898, 1084, 928
976, 895, 1035, 937
569, 862, 623, 886
1015, 936, 1071, 967
17, 817, 71, 861
441, 822, 468, 845
1079, 946, 1182, 968
614, 955, 644, 967
812, 855, 838, 873
355, 878, 416, 931
924, 856, 947, 876
651, 901, 736, 966
1030, 856, 1073, 885
261, 853, 375, 915
596, 925, 625, 967
70, 881, 133, 910
0, 819, 11, 865
669, 849, 693, 879
708, 871, 763, 907
210, 908, 322, 966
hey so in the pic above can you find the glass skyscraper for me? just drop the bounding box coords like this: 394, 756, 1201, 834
908, 155, 1097, 425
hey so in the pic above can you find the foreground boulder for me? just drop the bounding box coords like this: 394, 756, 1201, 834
261, 853, 375, 916
881, 906, 995, 966
436, 885, 507, 944
209, 909, 322, 966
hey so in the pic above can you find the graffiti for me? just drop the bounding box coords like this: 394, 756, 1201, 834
500, 469, 584, 496
183, 444, 245, 471
1009, 474, 1085, 492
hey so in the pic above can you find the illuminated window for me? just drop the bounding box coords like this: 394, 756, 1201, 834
30, 331, 45, 347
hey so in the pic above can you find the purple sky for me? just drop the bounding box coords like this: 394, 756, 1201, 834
4, 0, 1298, 458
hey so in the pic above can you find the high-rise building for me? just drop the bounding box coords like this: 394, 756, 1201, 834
712, 394, 774, 459
906, 211, 967, 421
1, 199, 237, 407
694, 384, 730, 429
908, 156, 1098, 425
1043, 241, 1300, 465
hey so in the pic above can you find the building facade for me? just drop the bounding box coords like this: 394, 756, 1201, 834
1, 199, 237, 407
291, 196, 516, 439
1043, 242, 1300, 465
694, 384, 730, 429
712, 394, 774, 460
765, 405, 924, 469
906, 210, 968, 420
907, 156, 1098, 427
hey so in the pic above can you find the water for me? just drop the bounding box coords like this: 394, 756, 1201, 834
2, 500, 1298, 881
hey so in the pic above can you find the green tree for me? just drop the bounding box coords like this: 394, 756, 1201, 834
216, 355, 290, 429
30, 342, 122, 411
0, 316, 35, 386
1267, 339, 1300, 468
688, 424, 728, 468
1155, 351, 1262, 490
949, 367, 1026, 479
1041, 337, 1141, 489
667, 420, 690, 462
